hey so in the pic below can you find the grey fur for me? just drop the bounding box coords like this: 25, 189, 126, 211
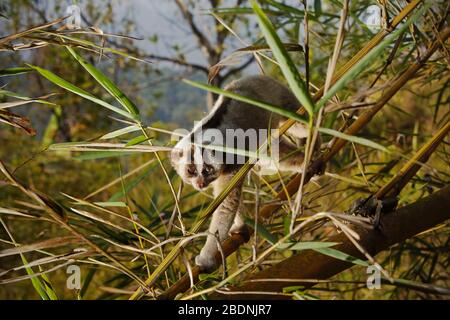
170, 75, 319, 270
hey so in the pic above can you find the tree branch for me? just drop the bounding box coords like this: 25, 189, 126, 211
211, 185, 450, 299
221, 56, 255, 81
146, 53, 209, 73
214, 0, 244, 48
174, 0, 215, 57
158, 186, 450, 300
79, 12, 210, 74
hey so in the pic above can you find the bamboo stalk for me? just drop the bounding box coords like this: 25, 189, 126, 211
211, 185, 450, 299
0, 16, 68, 46
376, 121, 450, 199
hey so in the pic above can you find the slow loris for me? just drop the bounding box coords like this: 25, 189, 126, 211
170, 75, 319, 270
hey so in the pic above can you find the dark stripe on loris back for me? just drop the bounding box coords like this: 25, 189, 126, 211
189, 97, 231, 155
202, 97, 230, 130
189, 97, 230, 145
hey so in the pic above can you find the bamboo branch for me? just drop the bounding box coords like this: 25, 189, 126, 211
376, 121, 450, 199
211, 185, 450, 299
0, 16, 68, 46
174, 0, 215, 56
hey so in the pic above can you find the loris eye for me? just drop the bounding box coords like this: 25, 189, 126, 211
203, 165, 214, 175
187, 166, 197, 175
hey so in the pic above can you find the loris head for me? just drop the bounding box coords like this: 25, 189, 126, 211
170, 140, 224, 191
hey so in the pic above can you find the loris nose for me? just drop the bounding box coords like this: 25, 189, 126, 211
197, 179, 206, 189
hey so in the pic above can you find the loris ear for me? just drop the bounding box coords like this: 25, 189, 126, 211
170, 148, 183, 166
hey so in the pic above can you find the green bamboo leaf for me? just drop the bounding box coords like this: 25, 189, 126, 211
126, 135, 151, 147
277, 241, 339, 251
198, 273, 220, 281
251, 0, 315, 116
314, 0, 322, 17
20, 253, 50, 300
183, 79, 308, 124
66, 47, 140, 117
79, 267, 97, 299
0, 67, 33, 77
0, 89, 58, 107
100, 125, 140, 140
27, 64, 137, 120
93, 201, 128, 207
41, 106, 61, 147
313, 247, 369, 267
108, 164, 156, 201
49, 142, 171, 153
184, 80, 388, 152
74, 151, 136, 160
319, 127, 388, 152
46, 32, 150, 64
38, 266, 58, 300
244, 217, 278, 244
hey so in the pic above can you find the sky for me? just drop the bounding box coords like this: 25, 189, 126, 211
0, 0, 384, 126
117, 0, 209, 64
69, 0, 254, 67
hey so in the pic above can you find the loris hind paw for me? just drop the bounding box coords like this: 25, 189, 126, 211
195, 253, 218, 272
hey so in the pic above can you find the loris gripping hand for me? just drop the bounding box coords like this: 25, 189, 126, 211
195, 176, 244, 271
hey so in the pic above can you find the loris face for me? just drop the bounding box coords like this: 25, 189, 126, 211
170, 142, 224, 191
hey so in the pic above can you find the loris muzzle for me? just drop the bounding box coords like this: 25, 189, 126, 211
170, 141, 224, 191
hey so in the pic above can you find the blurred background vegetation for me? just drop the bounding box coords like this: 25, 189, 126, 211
0, 0, 448, 300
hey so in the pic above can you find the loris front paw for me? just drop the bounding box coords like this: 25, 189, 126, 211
195, 252, 218, 272
229, 225, 250, 242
